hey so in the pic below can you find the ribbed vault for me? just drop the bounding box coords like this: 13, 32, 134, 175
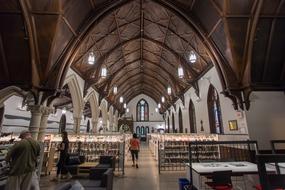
72, 0, 212, 111
0, 0, 284, 113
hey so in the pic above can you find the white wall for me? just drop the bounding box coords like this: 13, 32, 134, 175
125, 94, 164, 132
246, 91, 285, 149
125, 94, 163, 121
168, 67, 249, 135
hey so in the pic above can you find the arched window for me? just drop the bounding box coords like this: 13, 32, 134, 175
59, 114, 66, 133
0, 106, 4, 130
136, 126, 141, 135
136, 99, 149, 121
86, 120, 90, 133
167, 116, 170, 133
146, 126, 149, 134
141, 126, 145, 135
207, 84, 223, 134
172, 113, 175, 133
189, 100, 197, 133
178, 108, 183, 133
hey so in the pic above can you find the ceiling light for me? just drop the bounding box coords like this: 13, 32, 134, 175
155, 108, 158, 112
158, 103, 161, 109
126, 108, 129, 113
161, 96, 165, 103
113, 86, 118, 94
178, 66, 184, 78
101, 66, 107, 78
119, 96, 124, 103
189, 50, 197, 63
88, 52, 95, 65
62, 107, 66, 114
123, 103, 127, 109
167, 86, 171, 95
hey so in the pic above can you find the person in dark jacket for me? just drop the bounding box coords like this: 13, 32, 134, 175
54, 131, 71, 181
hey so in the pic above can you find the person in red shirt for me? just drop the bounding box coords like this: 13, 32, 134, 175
129, 133, 140, 168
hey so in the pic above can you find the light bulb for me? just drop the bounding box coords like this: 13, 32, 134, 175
101, 67, 107, 78
167, 86, 171, 95
62, 108, 66, 114
158, 103, 161, 109
113, 86, 117, 94
178, 66, 184, 78
88, 52, 95, 65
189, 51, 197, 63
119, 96, 123, 103
161, 96, 165, 103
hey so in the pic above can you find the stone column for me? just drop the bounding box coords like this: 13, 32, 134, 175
37, 107, 53, 141
109, 116, 114, 132
102, 122, 107, 133
28, 105, 43, 140
73, 116, 82, 134
91, 120, 98, 133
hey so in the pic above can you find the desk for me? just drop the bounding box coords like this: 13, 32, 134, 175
186, 162, 275, 190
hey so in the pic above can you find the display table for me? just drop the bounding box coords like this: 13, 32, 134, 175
186, 161, 276, 189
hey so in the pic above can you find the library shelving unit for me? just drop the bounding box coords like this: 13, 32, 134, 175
148, 133, 218, 173
43, 133, 129, 175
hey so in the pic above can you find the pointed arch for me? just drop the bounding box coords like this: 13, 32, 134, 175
136, 99, 149, 121
178, 108, 183, 133
189, 99, 197, 133
84, 89, 99, 123
0, 86, 28, 106
64, 74, 84, 118
207, 84, 223, 134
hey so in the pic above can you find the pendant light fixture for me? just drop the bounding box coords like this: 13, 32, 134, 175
178, 66, 184, 78
101, 66, 107, 78
113, 86, 118, 94
189, 50, 197, 63
123, 103, 127, 109
161, 96, 165, 103
167, 86, 172, 95
158, 103, 161, 109
88, 52, 95, 65
119, 96, 124, 103
155, 108, 158, 112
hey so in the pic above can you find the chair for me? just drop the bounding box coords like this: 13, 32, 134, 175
95, 156, 116, 170
255, 154, 285, 190
205, 170, 233, 190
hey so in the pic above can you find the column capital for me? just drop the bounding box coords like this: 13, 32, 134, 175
41, 106, 54, 116
28, 105, 43, 114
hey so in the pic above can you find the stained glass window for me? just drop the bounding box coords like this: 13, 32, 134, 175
207, 84, 223, 134
137, 99, 149, 121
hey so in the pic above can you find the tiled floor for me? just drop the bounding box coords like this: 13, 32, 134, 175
113, 143, 183, 190
40, 143, 185, 190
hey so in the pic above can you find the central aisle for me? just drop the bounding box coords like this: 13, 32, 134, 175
114, 143, 183, 190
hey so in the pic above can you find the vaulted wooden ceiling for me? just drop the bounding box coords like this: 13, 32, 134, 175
0, 0, 284, 113
71, 0, 212, 110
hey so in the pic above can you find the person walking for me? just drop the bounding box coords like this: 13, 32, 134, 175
5, 130, 41, 190
54, 131, 71, 181
129, 133, 140, 168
